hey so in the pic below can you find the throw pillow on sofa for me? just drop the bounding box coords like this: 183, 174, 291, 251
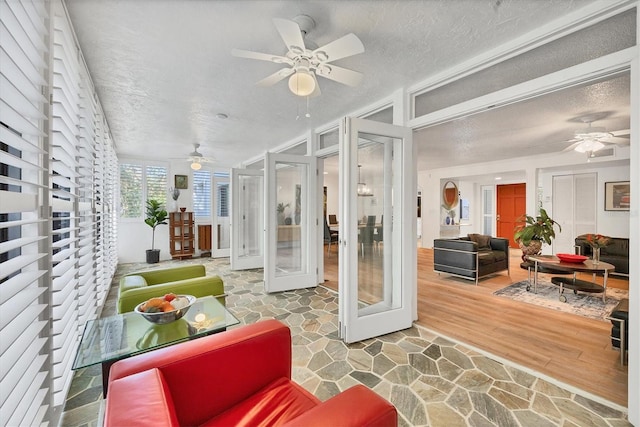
468, 233, 491, 250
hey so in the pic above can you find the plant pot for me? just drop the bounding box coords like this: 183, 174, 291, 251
146, 249, 160, 264
518, 240, 542, 261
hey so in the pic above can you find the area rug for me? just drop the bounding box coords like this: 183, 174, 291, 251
493, 279, 628, 321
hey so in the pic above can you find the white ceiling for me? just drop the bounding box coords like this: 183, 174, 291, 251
65, 0, 631, 170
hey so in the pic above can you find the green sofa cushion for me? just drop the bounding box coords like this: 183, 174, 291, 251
117, 265, 226, 313
130, 265, 206, 285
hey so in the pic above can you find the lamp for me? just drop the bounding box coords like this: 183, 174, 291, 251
357, 165, 373, 197
190, 159, 202, 170
288, 59, 316, 96
574, 138, 604, 153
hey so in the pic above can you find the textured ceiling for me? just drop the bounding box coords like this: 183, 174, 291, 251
65, 0, 630, 170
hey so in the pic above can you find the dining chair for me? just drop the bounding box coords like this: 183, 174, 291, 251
324, 219, 339, 254
358, 221, 375, 257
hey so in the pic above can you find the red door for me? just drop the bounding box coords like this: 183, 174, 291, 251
497, 183, 526, 248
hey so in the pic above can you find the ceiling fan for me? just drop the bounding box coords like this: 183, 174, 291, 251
562, 121, 630, 155
232, 15, 364, 97
186, 143, 213, 170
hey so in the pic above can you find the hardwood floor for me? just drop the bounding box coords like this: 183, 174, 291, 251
322, 245, 629, 407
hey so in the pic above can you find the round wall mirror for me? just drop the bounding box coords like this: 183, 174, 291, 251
442, 181, 459, 210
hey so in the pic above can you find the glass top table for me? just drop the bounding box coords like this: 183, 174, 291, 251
72, 296, 239, 394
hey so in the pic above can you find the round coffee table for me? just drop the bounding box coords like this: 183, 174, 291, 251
527, 255, 615, 302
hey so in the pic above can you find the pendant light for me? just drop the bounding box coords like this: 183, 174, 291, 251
357, 165, 372, 197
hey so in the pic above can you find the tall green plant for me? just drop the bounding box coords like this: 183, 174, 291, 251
514, 208, 561, 246
145, 199, 168, 250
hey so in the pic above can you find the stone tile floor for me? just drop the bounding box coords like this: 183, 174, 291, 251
60, 257, 631, 426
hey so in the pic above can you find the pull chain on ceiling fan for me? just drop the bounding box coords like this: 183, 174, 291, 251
232, 15, 365, 97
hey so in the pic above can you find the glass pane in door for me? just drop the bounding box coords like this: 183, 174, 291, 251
356, 132, 399, 316
275, 162, 307, 276
238, 174, 262, 258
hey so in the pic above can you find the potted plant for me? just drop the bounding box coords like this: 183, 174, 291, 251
145, 199, 168, 263
514, 208, 561, 260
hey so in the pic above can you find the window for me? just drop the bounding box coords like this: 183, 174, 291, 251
193, 170, 211, 218
217, 182, 229, 217
119, 164, 142, 218
119, 162, 167, 218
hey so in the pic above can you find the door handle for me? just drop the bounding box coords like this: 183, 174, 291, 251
496, 214, 500, 221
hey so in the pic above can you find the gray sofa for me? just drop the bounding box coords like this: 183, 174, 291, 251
434, 234, 510, 285
574, 235, 629, 276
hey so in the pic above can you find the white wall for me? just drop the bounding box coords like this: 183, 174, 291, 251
418, 147, 631, 248
323, 171, 339, 220
539, 164, 631, 238
118, 160, 199, 264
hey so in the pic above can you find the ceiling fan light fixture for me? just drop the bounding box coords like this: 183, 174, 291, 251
190, 159, 202, 170
574, 138, 604, 153
288, 69, 315, 96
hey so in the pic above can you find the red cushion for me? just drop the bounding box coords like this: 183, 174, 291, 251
105, 368, 179, 427
202, 377, 319, 427
282, 385, 397, 427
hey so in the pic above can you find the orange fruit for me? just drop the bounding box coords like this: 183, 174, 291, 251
160, 301, 175, 312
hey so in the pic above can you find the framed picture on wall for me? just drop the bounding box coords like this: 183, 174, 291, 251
460, 198, 470, 221
175, 175, 188, 189
604, 181, 630, 211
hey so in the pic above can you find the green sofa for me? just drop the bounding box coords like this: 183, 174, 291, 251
118, 265, 225, 313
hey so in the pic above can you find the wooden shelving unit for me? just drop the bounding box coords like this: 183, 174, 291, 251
169, 211, 194, 259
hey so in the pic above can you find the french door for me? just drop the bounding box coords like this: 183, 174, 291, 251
338, 117, 415, 343
230, 168, 264, 270
264, 153, 318, 292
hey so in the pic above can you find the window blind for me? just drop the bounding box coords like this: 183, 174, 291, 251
193, 170, 211, 218
2, 1, 119, 424
120, 163, 143, 218
51, 4, 81, 407
0, 1, 51, 426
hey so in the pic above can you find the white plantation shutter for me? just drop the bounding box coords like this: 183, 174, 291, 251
193, 170, 211, 218
0, 1, 51, 426
76, 74, 98, 325
2, 1, 119, 424
146, 165, 167, 205
94, 112, 117, 305
51, 4, 81, 407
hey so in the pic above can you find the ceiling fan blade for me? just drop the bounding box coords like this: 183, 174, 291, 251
600, 129, 631, 143
562, 141, 582, 152
273, 18, 306, 54
313, 33, 364, 63
256, 68, 294, 87
232, 48, 292, 65
316, 64, 363, 87
611, 129, 630, 137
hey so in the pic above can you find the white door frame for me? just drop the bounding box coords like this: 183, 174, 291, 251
264, 152, 318, 293
338, 117, 415, 343
230, 168, 264, 270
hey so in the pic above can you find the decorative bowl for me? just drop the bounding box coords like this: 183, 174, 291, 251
556, 253, 588, 263
134, 295, 196, 324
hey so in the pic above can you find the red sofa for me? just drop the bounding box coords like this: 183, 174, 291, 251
104, 319, 397, 426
